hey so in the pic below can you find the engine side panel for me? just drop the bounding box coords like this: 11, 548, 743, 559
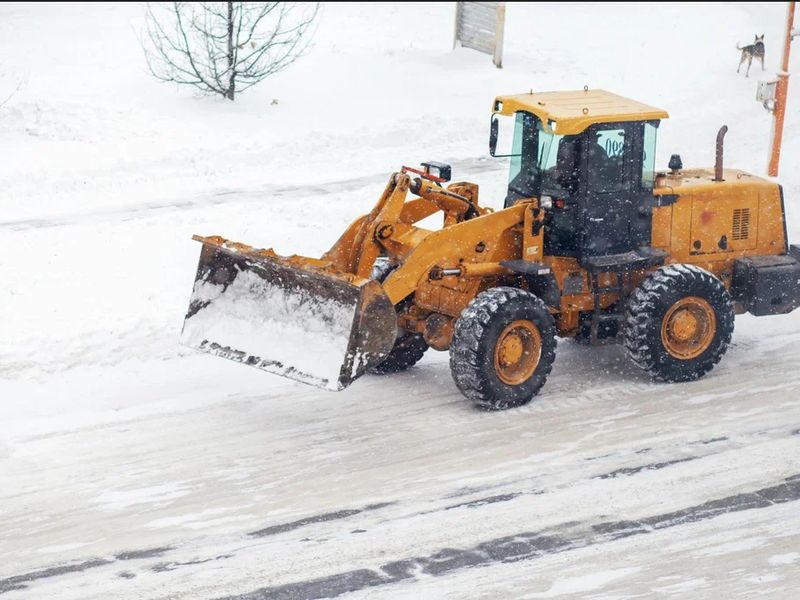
651, 178, 787, 290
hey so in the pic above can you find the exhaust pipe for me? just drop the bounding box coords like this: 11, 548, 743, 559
714, 125, 728, 182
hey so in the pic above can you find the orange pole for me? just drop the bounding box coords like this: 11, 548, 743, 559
769, 1, 796, 177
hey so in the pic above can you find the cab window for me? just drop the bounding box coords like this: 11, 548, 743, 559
641, 122, 658, 189
589, 128, 627, 193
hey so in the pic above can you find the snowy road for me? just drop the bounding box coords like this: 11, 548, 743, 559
2, 131, 800, 598
3, 160, 800, 600
3, 2, 800, 597
2, 310, 800, 598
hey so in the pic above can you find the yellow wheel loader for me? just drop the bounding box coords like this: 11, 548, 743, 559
182, 89, 800, 410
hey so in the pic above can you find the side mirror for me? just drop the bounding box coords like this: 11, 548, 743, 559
489, 116, 499, 157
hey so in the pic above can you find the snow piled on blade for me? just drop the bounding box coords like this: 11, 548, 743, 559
181, 267, 357, 391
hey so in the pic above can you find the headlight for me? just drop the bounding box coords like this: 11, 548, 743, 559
540, 195, 553, 209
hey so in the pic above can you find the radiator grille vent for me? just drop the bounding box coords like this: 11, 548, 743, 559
732, 208, 751, 240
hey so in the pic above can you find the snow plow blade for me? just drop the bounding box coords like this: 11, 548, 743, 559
181, 235, 397, 391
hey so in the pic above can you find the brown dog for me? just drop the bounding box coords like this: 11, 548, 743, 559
737, 34, 765, 77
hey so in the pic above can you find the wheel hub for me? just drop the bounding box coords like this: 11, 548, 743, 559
661, 297, 716, 360
499, 334, 524, 366
494, 320, 542, 385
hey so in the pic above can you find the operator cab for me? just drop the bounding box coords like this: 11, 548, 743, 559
490, 89, 668, 262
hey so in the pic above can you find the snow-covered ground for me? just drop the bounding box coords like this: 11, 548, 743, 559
1, 2, 800, 598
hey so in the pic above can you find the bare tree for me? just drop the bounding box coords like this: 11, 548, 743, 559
142, 2, 319, 101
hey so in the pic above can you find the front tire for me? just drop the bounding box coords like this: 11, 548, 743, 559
369, 257, 428, 375
450, 287, 557, 410
623, 264, 734, 383
369, 333, 428, 374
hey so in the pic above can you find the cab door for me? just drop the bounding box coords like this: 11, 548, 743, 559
580, 122, 649, 258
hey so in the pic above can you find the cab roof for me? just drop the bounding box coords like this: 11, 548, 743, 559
493, 89, 669, 135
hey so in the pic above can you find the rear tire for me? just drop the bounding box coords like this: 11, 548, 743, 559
450, 287, 556, 410
623, 264, 734, 382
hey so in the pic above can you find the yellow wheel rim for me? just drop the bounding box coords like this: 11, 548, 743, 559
661, 296, 716, 360
494, 320, 542, 385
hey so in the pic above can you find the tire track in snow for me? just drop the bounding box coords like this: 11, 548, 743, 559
0, 546, 173, 595
248, 502, 395, 538
215, 475, 800, 600
0, 158, 505, 232
5, 421, 795, 598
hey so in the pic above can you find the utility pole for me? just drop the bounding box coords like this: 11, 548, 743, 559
769, 1, 796, 177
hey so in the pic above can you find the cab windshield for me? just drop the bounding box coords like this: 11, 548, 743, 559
507, 112, 579, 200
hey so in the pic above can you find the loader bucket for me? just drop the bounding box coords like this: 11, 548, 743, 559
181, 236, 398, 391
